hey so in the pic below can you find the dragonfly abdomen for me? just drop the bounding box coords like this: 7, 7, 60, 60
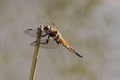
59, 37, 83, 58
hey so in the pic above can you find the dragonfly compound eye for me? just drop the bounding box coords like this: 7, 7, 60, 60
38, 24, 44, 31
44, 25, 51, 31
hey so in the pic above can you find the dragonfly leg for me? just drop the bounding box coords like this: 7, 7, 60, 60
40, 39, 49, 44
41, 33, 48, 37
54, 38, 60, 45
40, 35, 50, 44
37, 31, 48, 37
55, 40, 60, 44
53, 35, 60, 44
46, 35, 50, 43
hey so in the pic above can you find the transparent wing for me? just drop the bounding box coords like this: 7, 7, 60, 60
25, 28, 58, 49
24, 29, 38, 37
24, 28, 49, 40
30, 38, 59, 49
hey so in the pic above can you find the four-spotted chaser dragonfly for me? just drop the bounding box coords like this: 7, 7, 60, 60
24, 24, 83, 58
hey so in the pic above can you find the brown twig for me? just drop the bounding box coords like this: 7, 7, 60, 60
29, 27, 42, 80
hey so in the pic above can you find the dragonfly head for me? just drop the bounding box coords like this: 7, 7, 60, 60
43, 25, 51, 33
38, 24, 44, 31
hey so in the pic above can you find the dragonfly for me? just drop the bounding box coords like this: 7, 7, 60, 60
24, 24, 83, 58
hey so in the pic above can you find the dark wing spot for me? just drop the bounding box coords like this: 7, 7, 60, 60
28, 29, 32, 30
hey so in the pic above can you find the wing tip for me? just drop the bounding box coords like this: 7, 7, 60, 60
76, 53, 83, 58
24, 29, 32, 33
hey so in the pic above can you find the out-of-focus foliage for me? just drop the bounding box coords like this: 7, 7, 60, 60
0, 0, 120, 80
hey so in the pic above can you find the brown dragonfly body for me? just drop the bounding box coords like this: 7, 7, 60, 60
41, 25, 83, 58
25, 24, 83, 58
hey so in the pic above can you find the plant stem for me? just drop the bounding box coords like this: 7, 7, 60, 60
29, 27, 42, 80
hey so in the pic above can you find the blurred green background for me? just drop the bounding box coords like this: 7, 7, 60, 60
0, 0, 120, 80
